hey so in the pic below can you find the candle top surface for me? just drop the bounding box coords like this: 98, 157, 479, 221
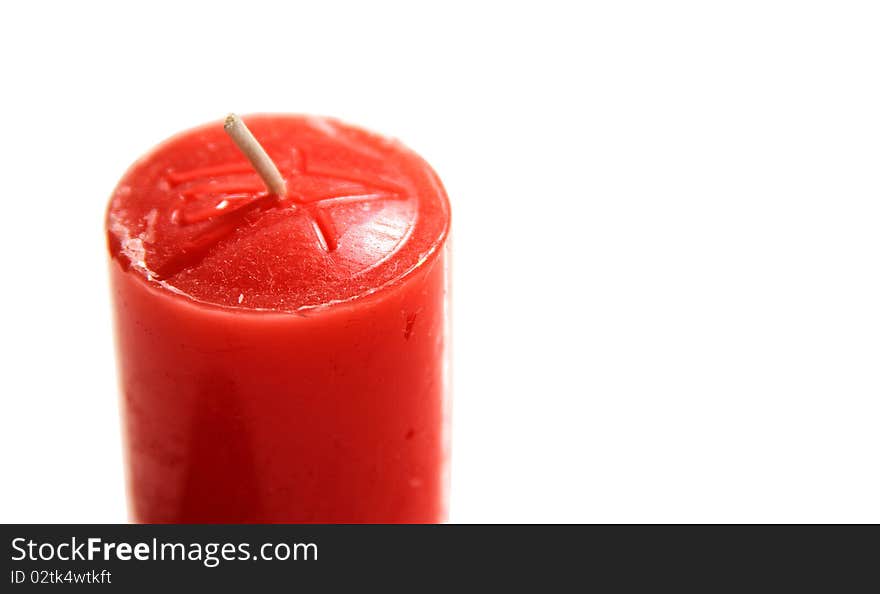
107, 115, 450, 312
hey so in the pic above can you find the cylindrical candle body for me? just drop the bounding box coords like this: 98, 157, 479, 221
106, 115, 450, 523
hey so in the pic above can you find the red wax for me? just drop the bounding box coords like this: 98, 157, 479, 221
106, 115, 451, 523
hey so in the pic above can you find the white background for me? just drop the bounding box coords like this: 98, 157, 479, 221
1, 1, 879, 523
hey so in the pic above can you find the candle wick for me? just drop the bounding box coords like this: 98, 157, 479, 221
223, 114, 287, 198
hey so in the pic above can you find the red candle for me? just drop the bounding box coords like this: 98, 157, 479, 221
106, 114, 451, 523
